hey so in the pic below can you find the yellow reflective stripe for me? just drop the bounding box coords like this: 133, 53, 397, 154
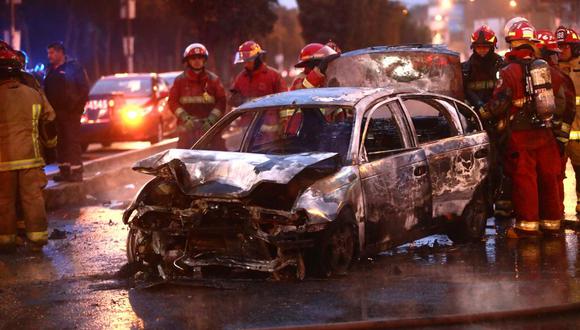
576, 96, 580, 105
0, 234, 16, 245
261, 124, 279, 133
32, 104, 42, 159
556, 136, 569, 143
516, 220, 540, 231
570, 130, 580, 140
179, 93, 216, 104
561, 122, 571, 133
209, 108, 222, 118
26, 231, 48, 243
0, 158, 45, 172
279, 109, 295, 119
513, 98, 525, 107
302, 78, 315, 89
467, 80, 495, 90
540, 220, 561, 230
44, 136, 57, 148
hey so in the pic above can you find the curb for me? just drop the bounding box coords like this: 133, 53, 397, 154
45, 138, 177, 180
44, 139, 177, 210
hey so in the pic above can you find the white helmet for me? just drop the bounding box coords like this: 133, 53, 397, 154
503, 17, 529, 38
182, 43, 209, 62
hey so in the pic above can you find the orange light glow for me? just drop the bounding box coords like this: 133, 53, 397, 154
120, 104, 144, 126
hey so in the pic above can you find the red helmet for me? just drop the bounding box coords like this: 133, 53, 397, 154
505, 20, 537, 43
555, 26, 580, 44
295, 43, 338, 68
0, 49, 22, 73
182, 43, 208, 62
536, 30, 561, 53
234, 41, 265, 64
470, 25, 497, 48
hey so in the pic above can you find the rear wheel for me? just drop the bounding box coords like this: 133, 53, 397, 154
447, 188, 488, 243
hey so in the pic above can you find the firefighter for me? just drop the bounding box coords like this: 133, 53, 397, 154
556, 26, 580, 213
537, 30, 576, 217
290, 43, 339, 91
481, 19, 562, 237
0, 49, 56, 252
462, 25, 508, 218
230, 40, 287, 107
44, 42, 90, 182
168, 43, 226, 149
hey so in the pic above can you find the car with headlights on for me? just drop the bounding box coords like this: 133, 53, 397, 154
80, 73, 177, 150
122, 86, 490, 281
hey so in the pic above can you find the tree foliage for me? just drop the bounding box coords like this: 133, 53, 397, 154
297, 0, 429, 51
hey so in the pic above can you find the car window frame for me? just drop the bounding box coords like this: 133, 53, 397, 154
453, 100, 485, 135
399, 94, 464, 145
359, 98, 414, 163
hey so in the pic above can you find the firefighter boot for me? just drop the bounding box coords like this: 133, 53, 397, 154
494, 200, 514, 219
540, 220, 564, 237
69, 166, 83, 182
53, 165, 71, 182
506, 220, 542, 239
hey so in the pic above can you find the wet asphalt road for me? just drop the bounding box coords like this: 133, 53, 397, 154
1, 168, 580, 329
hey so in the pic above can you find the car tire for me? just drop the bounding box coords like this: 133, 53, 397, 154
307, 210, 357, 278
447, 188, 488, 244
149, 121, 163, 145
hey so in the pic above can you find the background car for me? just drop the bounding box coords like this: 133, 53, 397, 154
159, 71, 181, 87
123, 87, 490, 280
80, 73, 177, 150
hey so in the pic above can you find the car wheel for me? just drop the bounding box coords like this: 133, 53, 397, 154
308, 211, 356, 277
447, 188, 488, 244
149, 121, 163, 145
126, 227, 151, 263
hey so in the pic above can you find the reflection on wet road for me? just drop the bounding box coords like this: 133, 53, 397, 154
1, 203, 578, 329
1, 163, 580, 328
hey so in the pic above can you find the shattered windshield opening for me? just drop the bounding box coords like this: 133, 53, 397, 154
197, 106, 355, 161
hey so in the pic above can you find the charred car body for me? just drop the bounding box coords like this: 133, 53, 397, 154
123, 84, 489, 280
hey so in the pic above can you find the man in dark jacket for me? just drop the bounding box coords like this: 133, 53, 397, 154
44, 42, 89, 182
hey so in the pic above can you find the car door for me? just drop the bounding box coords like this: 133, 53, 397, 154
358, 99, 432, 252
400, 95, 489, 219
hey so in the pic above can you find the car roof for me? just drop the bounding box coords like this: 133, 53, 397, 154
340, 44, 459, 58
159, 71, 181, 78
237, 87, 406, 110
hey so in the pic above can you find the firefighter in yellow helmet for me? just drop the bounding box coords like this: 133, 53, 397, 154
0, 49, 56, 252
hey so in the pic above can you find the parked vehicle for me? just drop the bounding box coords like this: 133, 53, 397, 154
159, 71, 181, 87
81, 73, 176, 150
122, 86, 489, 280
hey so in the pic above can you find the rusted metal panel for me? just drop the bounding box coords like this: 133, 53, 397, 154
325, 46, 464, 100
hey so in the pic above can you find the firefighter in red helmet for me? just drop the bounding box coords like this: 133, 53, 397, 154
481, 19, 563, 237
537, 30, 576, 218
556, 26, 580, 213
168, 43, 226, 149
291, 42, 339, 91
230, 41, 287, 107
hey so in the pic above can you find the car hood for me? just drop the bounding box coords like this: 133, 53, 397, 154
132, 149, 341, 198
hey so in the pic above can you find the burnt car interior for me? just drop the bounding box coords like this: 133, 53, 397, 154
362, 104, 406, 161
402, 98, 460, 143
200, 106, 355, 162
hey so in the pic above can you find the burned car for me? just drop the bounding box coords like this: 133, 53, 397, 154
122, 87, 490, 280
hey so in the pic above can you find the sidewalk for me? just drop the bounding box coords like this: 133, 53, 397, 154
44, 138, 177, 210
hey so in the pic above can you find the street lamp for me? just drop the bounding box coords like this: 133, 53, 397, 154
440, 0, 453, 10
509, 0, 517, 8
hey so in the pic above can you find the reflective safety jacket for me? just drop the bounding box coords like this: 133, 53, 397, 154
559, 57, 580, 164
230, 64, 287, 107
290, 67, 325, 90
168, 68, 226, 121
0, 79, 56, 171
462, 52, 504, 108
